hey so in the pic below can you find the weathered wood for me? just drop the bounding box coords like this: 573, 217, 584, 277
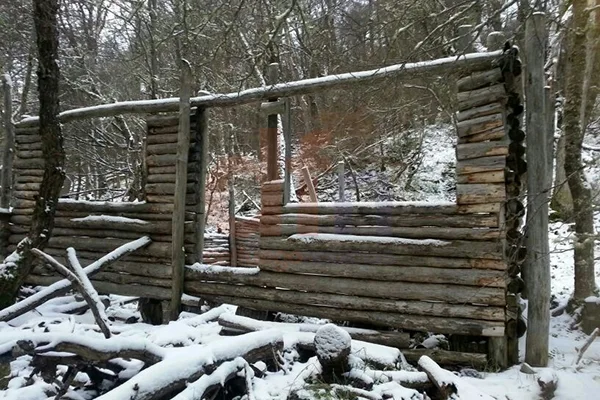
259, 224, 501, 241
189, 292, 505, 336
17, 150, 43, 159
258, 259, 506, 287
193, 107, 209, 263
14, 158, 44, 169
146, 133, 179, 145
145, 182, 196, 195
457, 113, 504, 137
301, 166, 318, 202
266, 63, 279, 181
146, 142, 178, 155
457, 68, 503, 92
457, 102, 504, 122
402, 349, 487, 369
15, 134, 42, 144
186, 269, 505, 306
263, 201, 459, 215
419, 356, 494, 399
14, 183, 41, 191
262, 192, 283, 207
55, 200, 176, 214
262, 179, 284, 192
10, 216, 193, 234
457, 170, 505, 184
1, 75, 15, 209
260, 235, 504, 260
258, 249, 506, 269
457, 84, 507, 111
456, 183, 506, 205
524, 12, 550, 367
260, 212, 500, 228
457, 127, 506, 143
456, 156, 506, 175
456, 141, 508, 161
488, 336, 508, 369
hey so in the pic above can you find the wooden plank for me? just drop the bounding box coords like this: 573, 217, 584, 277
457, 127, 505, 143
456, 141, 509, 160
262, 202, 458, 216
260, 213, 500, 228
457, 84, 506, 111
258, 249, 506, 270
258, 259, 506, 287
457, 113, 504, 137
259, 224, 502, 241
456, 156, 506, 175
193, 107, 209, 263
260, 235, 504, 260
301, 166, 318, 202
457, 102, 504, 122
456, 183, 506, 205
457, 68, 503, 91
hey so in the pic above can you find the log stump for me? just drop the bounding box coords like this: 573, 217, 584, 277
314, 324, 352, 382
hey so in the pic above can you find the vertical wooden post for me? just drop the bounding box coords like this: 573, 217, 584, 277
1, 74, 14, 209
227, 127, 237, 267
486, 31, 506, 52
283, 98, 292, 204
266, 63, 279, 181
169, 60, 192, 321
457, 25, 473, 53
337, 161, 345, 202
194, 107, 209, 263
524, 12, 550, 367
545, 86, 555, 188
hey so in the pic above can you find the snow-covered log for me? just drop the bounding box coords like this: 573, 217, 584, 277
95, 330, 283, 400
314, 324, 352, 382
418, 355, 494, 399
0, 236, 151, 322
31, 248, 111, 338
16, 51, 501, 127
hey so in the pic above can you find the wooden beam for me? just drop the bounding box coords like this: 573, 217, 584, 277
301, 166, 318, 202
15, 51, 502, 127
266, 63, 279, 181
524, 12, 550, 367
1, 74, 15, 210
193, 107, 209, 263
169, 60, 192, 321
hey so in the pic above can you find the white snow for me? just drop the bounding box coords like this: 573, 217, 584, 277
314, 324, 351, 360
70, 215, 148, 224
186, 263, 260, 275
288, 233, 446, 247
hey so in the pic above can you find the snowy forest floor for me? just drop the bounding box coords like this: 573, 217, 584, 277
0, 214, 599, 400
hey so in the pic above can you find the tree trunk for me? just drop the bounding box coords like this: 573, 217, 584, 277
563, 0, 596, 302
0, 0, 65, 309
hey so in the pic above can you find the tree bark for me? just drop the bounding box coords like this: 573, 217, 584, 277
0, 0, 65, 309
563, 0, 597, 302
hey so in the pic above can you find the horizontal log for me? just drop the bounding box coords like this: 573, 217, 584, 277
17, 150, 43, 159
15, 169, 44, 177
457, 170, 505, 184
146, 154, 177, 167
145, 182, 196, 195
260, 224, 501, 241
457, 127, 505, 144
148, 164, 199, 175
456, 202, 502, 214
260, 235, 503, 260
30, 248, 170, 265
146, 194, 196, 205
457, 156, 506, 175
456, 141, 508, 161
457, 68, 503, 92
262, 180, 285, 192
259, 259, 506, 287
16, 141, 42, 150
33, 256, 172, 279
457, 113, 504, 137
262, 202, 458, 216
147, 174, 177, 184
261, 193, 283, 207
260, 212, 499, 228
56, 200, 175, 214
15, 51, 502, 127
146, 133, 179, 145
52, 210, 194, 222
14, 159, 44, 169
456, 102, 504, 122
146, 142, 178, 155
401, 349, 487, 369
197, 283, 503, 322
14, 183, 41, 191
186, 290, 505, 336
14, 191, 37, 200
15, 134, 41, 144
24, 274, 172, 299
148, 124, 199, 135
258, 250, 506, 270
456, 184, 506, 205
186, 269, 505, 306
457, 84, 507, 111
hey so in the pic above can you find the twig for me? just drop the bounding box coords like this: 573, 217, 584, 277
575, 327, 599, 365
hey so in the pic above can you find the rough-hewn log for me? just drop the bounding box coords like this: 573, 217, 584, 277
457, 113, 504, 137
16, 51, 502, 127
146, 133, 179, 145
419, 356, 494, 399
260, 213, 499, 228
1, 76, 14, 209
262, 202, 458, 215
185, 269, 505, 306
456, 102, 504, 122
402, 349, 487, 369
456, 141, 508, 161
260, 235, 504, 260
258, 259, 506, 287
258, 249, 506, 270
457, 84, 507, 111
457, 127, 505, 143
189, 292, 504, 336
457, 171, 505, 184
259, 224, 501, 241
456, 183, 506, 205
457, 68, 503, 92
55, 200, 175, 214
456, 156, 506, 175
262, 192, 284, 207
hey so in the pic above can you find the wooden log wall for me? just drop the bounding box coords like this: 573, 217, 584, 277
9, 112, 224, 299
235, 216, 259, 266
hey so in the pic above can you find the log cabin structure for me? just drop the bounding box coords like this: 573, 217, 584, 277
0, 42, 526, 369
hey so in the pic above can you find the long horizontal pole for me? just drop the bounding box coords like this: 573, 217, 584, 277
16, 51, 502, 128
